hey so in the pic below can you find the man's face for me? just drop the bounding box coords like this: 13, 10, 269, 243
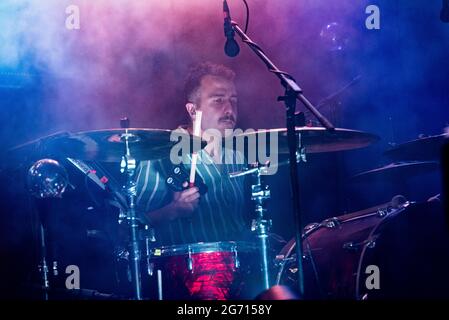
191, 75, 238, 135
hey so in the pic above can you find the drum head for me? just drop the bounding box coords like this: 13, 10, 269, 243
357, 201, 449, 299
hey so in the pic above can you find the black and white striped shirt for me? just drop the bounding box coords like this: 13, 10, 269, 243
135, 146, 250, 246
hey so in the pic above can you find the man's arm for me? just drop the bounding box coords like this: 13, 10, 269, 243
145, 186, 200, 225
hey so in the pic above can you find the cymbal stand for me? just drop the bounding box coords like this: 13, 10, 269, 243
231, 163, 272, 290
119, 118, 142, 300
37, 221, 50, 300
30, 199, 52, 300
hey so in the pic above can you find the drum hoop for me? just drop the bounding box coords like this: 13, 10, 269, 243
150, 241, 258, 257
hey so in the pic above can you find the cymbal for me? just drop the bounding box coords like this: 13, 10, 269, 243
3, 131, 71, 169
9, 129, 205, 163
384, 133, 449, 162
351, 161, 439, 182
228, 127, 379, 154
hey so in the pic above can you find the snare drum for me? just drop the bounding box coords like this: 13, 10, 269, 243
149, 241, 258, 300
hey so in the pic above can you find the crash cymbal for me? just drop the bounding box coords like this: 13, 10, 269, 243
3, 131, 71, 169
384, 133, 449, 162
228, 127, 379, 154
8, 129, 205, 163
351, 161, 439, 182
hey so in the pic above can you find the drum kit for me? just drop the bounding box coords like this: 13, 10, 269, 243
4, 118, 448, 300
0, 0, 447, 301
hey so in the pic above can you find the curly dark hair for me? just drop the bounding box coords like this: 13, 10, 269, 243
184, 62, 236, 103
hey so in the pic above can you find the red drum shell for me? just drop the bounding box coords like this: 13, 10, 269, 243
150, 241, 258, 300
276, 201, 449, 299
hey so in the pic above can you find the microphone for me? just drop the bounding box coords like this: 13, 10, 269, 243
223, 0, 240, 57
442, 0, 449, 23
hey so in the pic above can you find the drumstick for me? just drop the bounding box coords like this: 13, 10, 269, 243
189, 110, 202, 187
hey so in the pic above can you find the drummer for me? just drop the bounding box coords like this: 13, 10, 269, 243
135, 62, 251, 246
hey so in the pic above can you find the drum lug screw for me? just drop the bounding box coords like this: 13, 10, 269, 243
366, 240, 376, 249
147, 261, 154, 276
233, 247, 240, 269
323, 217, 340, 229
186, 248, 193, 272
377, 208, 388, 217
52, 261, 58, 276
343, 242, 357, 251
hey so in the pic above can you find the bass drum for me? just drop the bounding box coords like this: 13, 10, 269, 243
276, 199, 449, 299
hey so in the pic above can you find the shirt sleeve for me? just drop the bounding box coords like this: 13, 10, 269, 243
135, 160, 171, 221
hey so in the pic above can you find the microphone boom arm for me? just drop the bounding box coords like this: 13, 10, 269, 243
231, 21, 334, 130
228, 19, 335, 298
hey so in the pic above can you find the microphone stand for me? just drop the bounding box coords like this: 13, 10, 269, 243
230, 21, 334, 298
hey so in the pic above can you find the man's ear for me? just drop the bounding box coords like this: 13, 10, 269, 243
185, 102, 197, 121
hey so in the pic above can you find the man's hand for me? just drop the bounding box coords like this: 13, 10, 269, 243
168, 186, 200, 220
145, 184, 200, 225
